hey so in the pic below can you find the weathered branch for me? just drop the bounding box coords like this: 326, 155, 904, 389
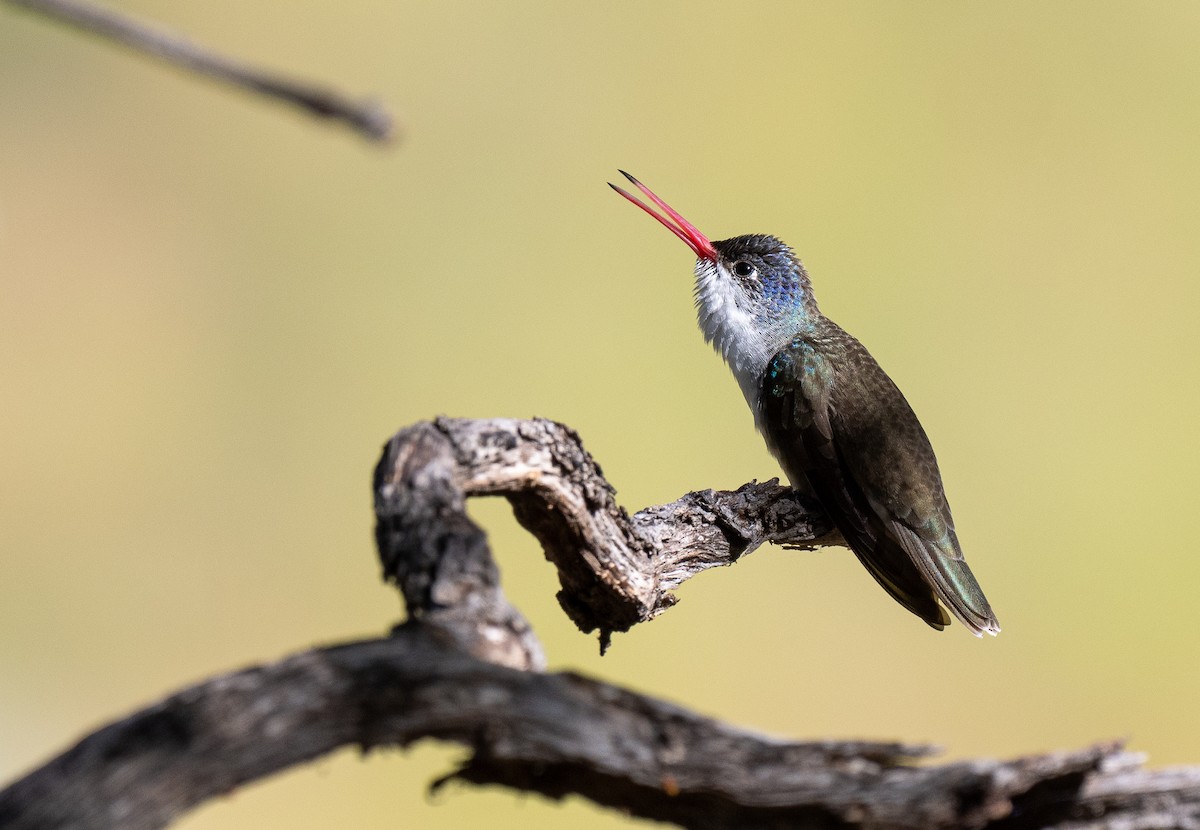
2, 629, 1198, 830
373, 417, 834, 661
3, 0, 395, 142
4, 416, 1199, 829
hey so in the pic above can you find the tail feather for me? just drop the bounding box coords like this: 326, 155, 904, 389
892, 523, 1000, 636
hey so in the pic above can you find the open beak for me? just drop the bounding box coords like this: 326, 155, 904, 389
609, 170, 717, 261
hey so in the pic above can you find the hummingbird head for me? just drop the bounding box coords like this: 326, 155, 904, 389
611, 171, 819, 386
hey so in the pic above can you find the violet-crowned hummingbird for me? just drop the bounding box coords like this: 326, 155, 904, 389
611, 171, 999, 636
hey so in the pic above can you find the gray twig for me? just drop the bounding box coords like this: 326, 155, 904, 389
4, 0, 395, 142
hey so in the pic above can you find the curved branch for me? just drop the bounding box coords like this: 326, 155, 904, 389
373, 417, 834, 660
2, 630, 1198, 830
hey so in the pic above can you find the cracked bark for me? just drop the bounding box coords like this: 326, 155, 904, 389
373, 417, 832, 664
2, 417, 1197, 830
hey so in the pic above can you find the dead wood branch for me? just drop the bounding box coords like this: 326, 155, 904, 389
2, 630, 1198, 830
3, 416, 1198, 829
373, 417, 833, 660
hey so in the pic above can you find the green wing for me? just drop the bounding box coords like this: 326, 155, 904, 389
762, 335, 999, 635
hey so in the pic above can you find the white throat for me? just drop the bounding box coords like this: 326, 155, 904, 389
693, 259, 781, 418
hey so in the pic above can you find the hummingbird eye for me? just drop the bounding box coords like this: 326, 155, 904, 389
732, 261, 756, 280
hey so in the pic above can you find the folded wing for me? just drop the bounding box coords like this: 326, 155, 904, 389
761, 334, 999, 635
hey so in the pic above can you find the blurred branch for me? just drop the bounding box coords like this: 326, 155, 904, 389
3, 0, 395, 142
2, 629, 1198, 830
3, 416, 1199, 828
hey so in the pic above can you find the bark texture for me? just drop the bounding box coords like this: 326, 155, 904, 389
373, 417, 832, 660
3, 631, 1198, 830
3, 417, 1197, 830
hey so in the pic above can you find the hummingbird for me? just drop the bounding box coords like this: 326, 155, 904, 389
610, 171, 999, 636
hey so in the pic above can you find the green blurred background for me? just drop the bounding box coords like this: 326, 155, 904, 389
2, 1, 1199, 826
